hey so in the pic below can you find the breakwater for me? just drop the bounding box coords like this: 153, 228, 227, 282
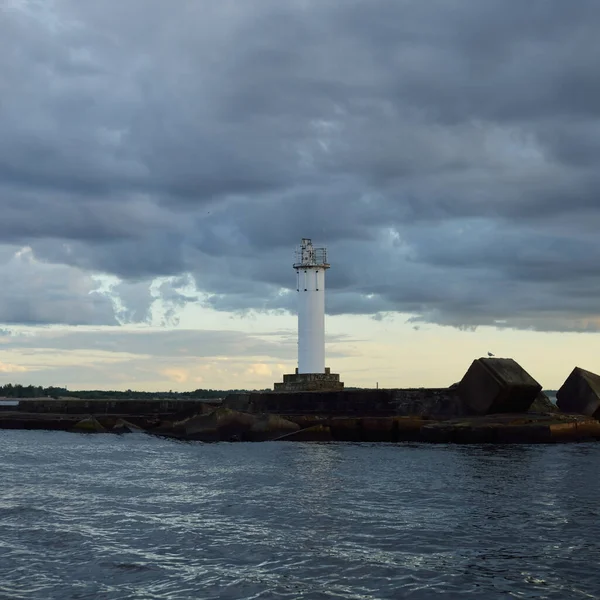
0, 397, 218, 431
2, 358, 600, 443
224, 387, 463, 417
0, 385, 596, 444
5, 397, 219, 415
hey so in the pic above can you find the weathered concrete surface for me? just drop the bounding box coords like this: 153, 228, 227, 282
279, 415, 426, 442
0, 398, 215, 433
458, 358, 542, 415
529, 391, 559, 414
113, 418, 146, 434
151, 410, 427, 443
156, 410, 600, 444
0, 412, 82, 431
249, 414, 300, 441
421, 413, 600, 444
225, 387, 464, 418
266, 412, 596, 444
170, 408, 256, 441
0, 411, 158, 432
157, 408, 300, 442
328, 416, 426, 442
556, 367, 600, 418
3, 404, 598, 444
274, 425, 334, 442
14, 397, 218, 418
72, 417, 106, 433
274, 368, 344, 392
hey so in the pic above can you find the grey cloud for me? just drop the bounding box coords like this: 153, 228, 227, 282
3, 326, 355, 362
0, 246, 116, 325
1, 1, 600, 331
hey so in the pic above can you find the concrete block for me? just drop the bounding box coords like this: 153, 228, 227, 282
72, 416, 106, 433
556, 367, 600, 417
273, 425, 333, 442
274, 370, 344, 392
249, 414, 300, 441
113, 418, 145, 434
529, 391, 560, 413
420, 413, 600, 444
458, 358, 542, 415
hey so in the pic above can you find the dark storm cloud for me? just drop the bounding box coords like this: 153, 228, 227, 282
1, 0, 600, 330
0, 246, 116, 325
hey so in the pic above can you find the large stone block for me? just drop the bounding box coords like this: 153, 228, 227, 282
458, 358, 542, 415
556, 367, 600, 417
529, 391, 559, 414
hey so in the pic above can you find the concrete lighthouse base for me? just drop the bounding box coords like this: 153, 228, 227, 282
274, 368, 344, 392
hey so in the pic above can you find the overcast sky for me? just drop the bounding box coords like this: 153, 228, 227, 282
1, 0, 599, 391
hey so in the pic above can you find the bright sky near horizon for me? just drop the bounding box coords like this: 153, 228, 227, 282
0, 291, 597, 391
1, 1, 600, 391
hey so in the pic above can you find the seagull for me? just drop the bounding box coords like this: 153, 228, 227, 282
487, 352, 495, 357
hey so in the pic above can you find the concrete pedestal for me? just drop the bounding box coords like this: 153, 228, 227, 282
274, 368, 344, 392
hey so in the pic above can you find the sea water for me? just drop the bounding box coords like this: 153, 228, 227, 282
1, 430, 599, 599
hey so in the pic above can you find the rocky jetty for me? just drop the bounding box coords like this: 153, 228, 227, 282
152, 408, 300, 442
149, 409, 600, 444
4, 358, 600, 444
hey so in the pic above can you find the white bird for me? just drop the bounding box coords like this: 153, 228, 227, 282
487, 352, 495, 357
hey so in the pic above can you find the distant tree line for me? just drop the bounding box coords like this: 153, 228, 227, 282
0, 383, 269, 400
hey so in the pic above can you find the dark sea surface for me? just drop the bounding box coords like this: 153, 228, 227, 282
1, 431, 600, 600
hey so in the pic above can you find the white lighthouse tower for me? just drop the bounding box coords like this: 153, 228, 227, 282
274, 238, 343, 392
295, 238, 328, 374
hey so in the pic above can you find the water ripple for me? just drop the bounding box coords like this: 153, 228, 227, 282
2, 432, 600, 599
